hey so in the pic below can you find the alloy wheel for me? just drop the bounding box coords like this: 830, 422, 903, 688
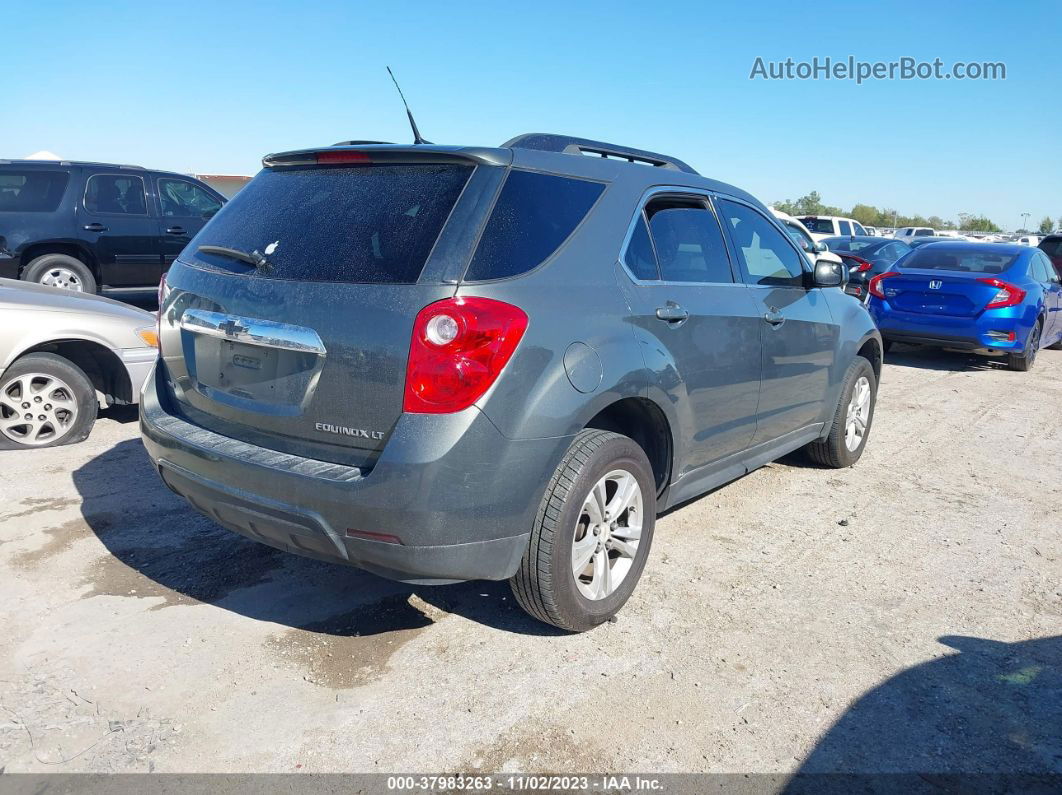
39, 267, 84, 291
571, 469, 643, 600
0, 373, 80, 446
845, 375, 872, 452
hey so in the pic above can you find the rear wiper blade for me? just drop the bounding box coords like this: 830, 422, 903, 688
197, 245, 272, 271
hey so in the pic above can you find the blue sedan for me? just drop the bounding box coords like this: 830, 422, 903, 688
868, 243, 1062, 371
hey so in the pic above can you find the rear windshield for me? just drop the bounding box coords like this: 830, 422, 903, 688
903, 247, 1019, 274
1041, 238, 1062, 256
464, 170, 604, 281
183, 164, 472, 283
0, 170, 69, 212
799, 218, 834, 234
824, 238, 876, 252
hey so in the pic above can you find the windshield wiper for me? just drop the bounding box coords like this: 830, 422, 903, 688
197, 245, 272, 272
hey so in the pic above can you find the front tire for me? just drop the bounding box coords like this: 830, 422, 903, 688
511, 430, 656, 632
23, 253, 98, 294
806, 356, 877, 468
0, 353, 97, 449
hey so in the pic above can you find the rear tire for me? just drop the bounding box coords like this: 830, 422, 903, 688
1008, 323, 1041, 371
0, 353, 97, 449
23, 253, 97, 294
806, 356, 877, 468
511, 430, 656, 632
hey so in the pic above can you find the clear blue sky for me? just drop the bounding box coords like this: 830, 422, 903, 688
6, 0, 1059, 231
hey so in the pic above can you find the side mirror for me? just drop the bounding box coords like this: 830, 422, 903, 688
813, 258, 847, 288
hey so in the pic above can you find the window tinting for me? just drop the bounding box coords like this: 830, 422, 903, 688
159, 178, 222, 218
464, 170, 604, 281
799, 217, 835, 234
854, 223, 867, 235
85, 174, 146, 215
1039, 238, 1062, 256
902, 246, 1018, 274
720, 200, 806, 286
838, 221, 852, 236
186, 164, 471, 283
0, 170, 69, 212
645, 200, 732, 283
1029, 255, 1049, 282
914, 229, 934, 237
625, 215, 659, 280
782, 221, 814, 252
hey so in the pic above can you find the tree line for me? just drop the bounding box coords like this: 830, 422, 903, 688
772, 191, 1061, 235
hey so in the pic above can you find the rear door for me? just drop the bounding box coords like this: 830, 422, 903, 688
158, 159, 481, 465
717, 197, 838, 445
1032, 251, 1061, 341
618, 192, 761, 475
154, 175, 224, 274
76, 170, 162, 286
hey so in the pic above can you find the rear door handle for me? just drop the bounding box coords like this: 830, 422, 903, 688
165, 226, 186, 235
83, 223, 107, 232
764, 308, 786, 327
655, 303, 689, 324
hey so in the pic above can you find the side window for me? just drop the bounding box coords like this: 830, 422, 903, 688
0, 170, 69, 212
1044, 253, 1062, 283
853, 222, 867, 235
1031, 254, 1050, 282
158, 178, 222, 219
624, 214, 659, 280
84, 174, 146, 215
782, 222, 814, 253
718, 199, 806, 287
644, 198, 732, 283
464, 170, 604, 281
838, 220, 852, 236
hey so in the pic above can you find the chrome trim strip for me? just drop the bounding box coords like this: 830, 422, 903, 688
180, 309, 326, 355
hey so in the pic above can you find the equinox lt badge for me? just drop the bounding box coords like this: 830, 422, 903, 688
315, 422, 384, 440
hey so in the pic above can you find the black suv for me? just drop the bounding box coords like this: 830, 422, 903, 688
0, 160, 226, 293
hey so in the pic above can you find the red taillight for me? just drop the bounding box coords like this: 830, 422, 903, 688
977, 278, 1026, 310
868, 270, 900, 300
316, 150, 372, 165
842, 254, 872, 272
403, 297, 528, 414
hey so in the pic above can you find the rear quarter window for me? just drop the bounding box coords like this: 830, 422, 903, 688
463, 170, 605, 281
184, 164, 472, 284
0, 170, 69, 212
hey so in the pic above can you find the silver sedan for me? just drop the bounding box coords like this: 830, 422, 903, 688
0, 278, 158, 448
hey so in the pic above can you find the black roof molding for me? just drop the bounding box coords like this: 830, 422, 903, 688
503, 133, 698, 175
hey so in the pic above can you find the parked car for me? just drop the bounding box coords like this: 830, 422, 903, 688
1015, 235, 1041, 247
864, 226, 879, 236
1038, 234, 1062, 277
878, 228, 896, 237
0, 278, 157, 448
770, 208, 844, 269
821, 235, 911, 301
141, 134, 881, 632
894, 227, 937, 245
0, 159, 226, 293
868, 243, 1062, 370
907, 236, 965, 250
797, 215, 869, 241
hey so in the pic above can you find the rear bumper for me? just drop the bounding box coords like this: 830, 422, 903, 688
871, 301, 1030, 353
140, 363, 571, 584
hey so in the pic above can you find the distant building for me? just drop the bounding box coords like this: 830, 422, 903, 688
191, 174, 252, 198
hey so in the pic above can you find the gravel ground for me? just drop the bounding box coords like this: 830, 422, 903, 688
1, 345, 1059, 775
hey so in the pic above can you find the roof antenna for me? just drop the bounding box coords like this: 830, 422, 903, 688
387, 66, 431, 145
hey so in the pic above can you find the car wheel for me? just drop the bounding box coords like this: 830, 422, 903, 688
0, 353, 97, 449
23, 253, 98, 294
1008, 322, 1041, 371
806, 356, 877, 468
511, 429, 656, 632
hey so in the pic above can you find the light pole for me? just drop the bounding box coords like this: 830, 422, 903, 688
1020, 212, 1031, 232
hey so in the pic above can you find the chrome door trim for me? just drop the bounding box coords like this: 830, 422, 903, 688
180, 309, 326, 355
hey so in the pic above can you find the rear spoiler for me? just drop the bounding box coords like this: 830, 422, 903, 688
262, 145, 512, 169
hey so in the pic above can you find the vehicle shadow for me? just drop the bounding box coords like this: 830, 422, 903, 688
884, 343, 1008, 372
784, 634, 1062, 791
97, 404, 140, 424
71, 439, 566, 637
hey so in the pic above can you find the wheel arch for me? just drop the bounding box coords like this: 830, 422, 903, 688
20, 241, 100, 280
17, 339, 133, 406
583, 396, 673, 496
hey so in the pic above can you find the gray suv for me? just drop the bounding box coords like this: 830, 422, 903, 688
140, 134, 881, 631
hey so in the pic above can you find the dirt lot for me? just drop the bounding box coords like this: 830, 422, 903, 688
1, 345, 1059, 775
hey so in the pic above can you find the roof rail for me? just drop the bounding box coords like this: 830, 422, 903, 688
502, 133, 698, 175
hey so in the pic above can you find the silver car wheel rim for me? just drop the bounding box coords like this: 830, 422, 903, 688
0, 373, 79, 446
40, 267, 84, 291
845, 376, 871, 452
572, 469, 643, 601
